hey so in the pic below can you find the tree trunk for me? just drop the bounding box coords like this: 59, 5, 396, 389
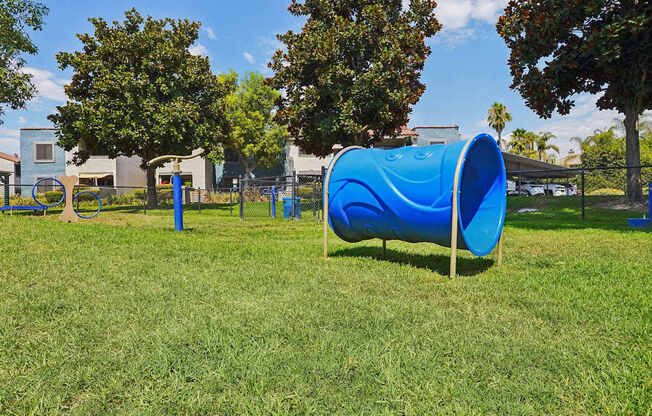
497, 131, 503, 151
146, 165, 158, 209
624, 107, 642, 203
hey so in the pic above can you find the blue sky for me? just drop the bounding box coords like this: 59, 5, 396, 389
0, 0, 627, 157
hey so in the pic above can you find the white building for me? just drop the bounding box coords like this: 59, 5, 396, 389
19, 128, 217, 194
156, 153, 215, 189
64, 150, 146, 190
284, 125, 423, 176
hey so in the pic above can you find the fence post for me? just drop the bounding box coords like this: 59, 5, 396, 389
143, 186, 147, 215
3, 175, 9, 207
291, 170, 296, 219
271, 186, 276, 219
581, 169, 585, 221
197, 189, 201, 214
321, 166, 326, 222
312, 182, 317, 218
239, 176, 244, 221
229, 187, 233, 216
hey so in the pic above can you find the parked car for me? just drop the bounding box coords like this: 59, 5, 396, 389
517, 182, 545, 196
507, 180, 518, 196
565, 183, 578, 196
544, 183, 567, 196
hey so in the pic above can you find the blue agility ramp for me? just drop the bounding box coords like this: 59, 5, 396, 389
323, 134, 507, 276
628, 182, 651, 229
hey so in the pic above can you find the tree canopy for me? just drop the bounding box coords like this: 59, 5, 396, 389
221, 72, 287, 178
48, 8, 236, 207
0, 0, 48, 124
268, 0, 441, 157
497, 0, 652, 202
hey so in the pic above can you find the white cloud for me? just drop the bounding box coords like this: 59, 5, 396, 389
408, 0, 508, 46
533, 94, 647, 156
0, 137, 19, 155
243, 52, 255, 64
204, 27, 216, 40
18, 116, 27, 125
189, 43, 209, 56
20, 67, 69, 102
0, 128, 20, 155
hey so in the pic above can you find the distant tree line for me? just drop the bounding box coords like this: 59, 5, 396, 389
574, 120, 652, 194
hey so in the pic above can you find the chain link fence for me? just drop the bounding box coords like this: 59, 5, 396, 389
237, 172, 323, 220
507, 164, 651, 220
1, 173, 324, 220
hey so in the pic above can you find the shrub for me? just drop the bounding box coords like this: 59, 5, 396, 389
75, 189, 101, 202
296, 186, 316, 199
44, 191, 64, 203
133, 189, 146, 200
587, 188, 625, 196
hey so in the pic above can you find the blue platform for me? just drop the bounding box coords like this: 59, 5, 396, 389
628, 183, 651, 229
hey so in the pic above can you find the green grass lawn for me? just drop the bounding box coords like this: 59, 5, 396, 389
0, 197, 650, 414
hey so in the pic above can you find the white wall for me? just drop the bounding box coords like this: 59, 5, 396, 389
156, 150, 212, 189
65, 152, 117, 177
285, 140, 331, 176
116, 156, 146, 187
0, 158, 13, 174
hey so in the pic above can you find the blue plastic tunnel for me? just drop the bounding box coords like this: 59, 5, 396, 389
326, 134, 506, 257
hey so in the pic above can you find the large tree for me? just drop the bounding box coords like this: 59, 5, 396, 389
487, 102, 512, 151
268, 0, 441, 157
48, 9, 236, 208
222, 72, 287, 178
0, 0, 48, 124
497, 0, 652, 203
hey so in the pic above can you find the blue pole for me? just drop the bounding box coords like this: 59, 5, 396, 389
271, 186, 276, 218
173, 174, 183, 231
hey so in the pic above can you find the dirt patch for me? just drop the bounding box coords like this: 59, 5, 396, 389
594, 198, 648, 211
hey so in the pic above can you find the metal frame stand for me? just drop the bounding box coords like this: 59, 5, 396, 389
323, 146, 364, 258
147, 151, 203, 232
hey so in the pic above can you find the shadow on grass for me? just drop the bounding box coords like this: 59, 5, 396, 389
331, 246, 494, 276
506, 195, 648, 232
505, 210, 649, 232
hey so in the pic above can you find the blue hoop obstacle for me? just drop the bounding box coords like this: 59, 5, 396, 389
323, 134, 507, 276
1, 176, 101, 219
33, 177, 66, 208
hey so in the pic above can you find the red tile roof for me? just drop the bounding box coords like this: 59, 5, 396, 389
412, 125, 459, 129
0, 152, 19, 163
399, 125, 419, 137
367, 125, 419, 137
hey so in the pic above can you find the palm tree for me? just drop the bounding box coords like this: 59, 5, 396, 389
535, 131, 560, 161
508, 128, 529, 155
487, 102, 512, 151
507, 128, 539, 158
570, 136, 589, 154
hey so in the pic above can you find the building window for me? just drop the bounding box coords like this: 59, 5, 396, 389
429, 140, 446, 146
35, 177, 58, 193
159, 174, 192, 187
34, 143, 54, 162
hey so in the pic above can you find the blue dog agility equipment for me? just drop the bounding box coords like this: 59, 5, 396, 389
147, 152, 203, 231
323, 134, 506, 277
627, 182, 652, 229
0, 176, 101, 219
